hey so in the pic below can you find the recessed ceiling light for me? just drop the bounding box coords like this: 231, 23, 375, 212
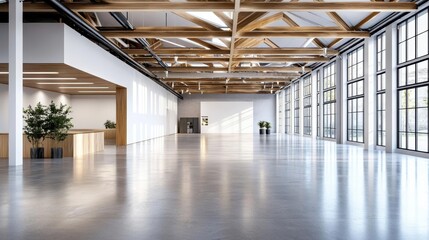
24, 77, 77, 80
0, 72, 60, 75
59, 86, 109, 89
37, 82, 93, 85
78, 91, 116, 93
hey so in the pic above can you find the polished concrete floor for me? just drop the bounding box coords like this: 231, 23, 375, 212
0, 134, 428, 240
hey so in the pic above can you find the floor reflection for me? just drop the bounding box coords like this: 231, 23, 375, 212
0, 134, 428, 239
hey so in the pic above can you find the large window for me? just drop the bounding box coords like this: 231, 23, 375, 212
397, 9, 429, 153
317, 71, 321, 137
294, 81, 300, 134
303, 76, 312, 135
278, 91, 284, 133
285, 87, 291, 134
376, 33, 387, 146
347, 46, 365, 143
323, 62, 336, 139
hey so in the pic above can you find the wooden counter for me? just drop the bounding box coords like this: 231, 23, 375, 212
0, 130, 104, 159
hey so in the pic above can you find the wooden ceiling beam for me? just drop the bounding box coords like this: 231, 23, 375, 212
125, 48, 338, 55
136, 56, 328, 63
102, 30, 369, 38
164, 78, 294, 83
149, 66, 310, 72
228, 0, 241, 72
4, 2, 416, 13
214, 12, 233, 29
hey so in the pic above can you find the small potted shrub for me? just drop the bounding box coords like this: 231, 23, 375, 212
258, 121, 266, 134
46, 101, 73, 158
265, 121, 272, 134
104, 120, 116, 129
23, 102, 48, 159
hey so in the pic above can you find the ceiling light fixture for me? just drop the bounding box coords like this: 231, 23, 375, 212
37, 82, 93, 85
59, 86, 109, 89
0, 71, 60, 75
78, 91, 116, 93
24, 77, 77, 80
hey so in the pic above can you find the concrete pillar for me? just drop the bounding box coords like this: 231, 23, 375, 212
385, 24, 397, 152
364, 37, 376, 150
9, 0, 24, 166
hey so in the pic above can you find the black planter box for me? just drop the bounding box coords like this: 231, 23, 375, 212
51, 147, 63, 159
259, 129, 266, 134
30, 148, 44, 159
266, 129, 271, 134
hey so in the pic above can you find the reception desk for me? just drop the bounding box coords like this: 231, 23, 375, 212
0, 130, 104, 159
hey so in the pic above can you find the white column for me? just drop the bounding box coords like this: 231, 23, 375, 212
385, 24, 397, 152
338, 56, 347, 144
364, 38, 376, 150
8, 0, 24, 166
311, 71, 318, 139
299, 78, 304, 136
290, 82, 295, 134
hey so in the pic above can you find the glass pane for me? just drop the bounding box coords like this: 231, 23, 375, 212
357, 131, 364, 143
407, 65, 416, 85
417, 33, 428, 58
358, 112, 364, 130
399, 132, 407, 148
399, 109, 406, 131
417, 60, 428, 83
417, 10, 428, 34
417, 108, 428, 133
399, 43, 406, 64
399, 22, 407, 42
407, 37, 416, 61
417, 86, 428, 107
408, 18, 416, 38
358, 98, 364, 112
399, 90, 407, 109
408, 89, 416, 108
408, 133, 416, 150
417, 134, 428, 152
399, 67, 406, 86
357, 81, 364, 95
407, 108, 416, 132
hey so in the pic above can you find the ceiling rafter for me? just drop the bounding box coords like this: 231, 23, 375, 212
3, 2, 416, 12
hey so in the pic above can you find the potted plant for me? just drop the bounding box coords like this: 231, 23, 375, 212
258, 121, 266, 134
46, 101, 73, 158
265, 121, 272, 134
104, 120, 116, 129
23, 102, 48, 159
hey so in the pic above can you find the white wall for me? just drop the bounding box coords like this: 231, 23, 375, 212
62, 24, 178, 143
0, 83, 71, 133
201, 101, 253, 133
70, 95, 116, 129
1, 23, 179, 144
179, 94, 276, 133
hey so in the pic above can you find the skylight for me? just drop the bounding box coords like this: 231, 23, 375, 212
187, 12, 227, 28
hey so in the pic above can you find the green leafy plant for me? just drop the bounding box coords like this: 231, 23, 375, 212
258, 121, 266, 128
23, 102, 48, 149
104, 120, 116, 129
46, 101, 73, 146
264, 121, 271, 129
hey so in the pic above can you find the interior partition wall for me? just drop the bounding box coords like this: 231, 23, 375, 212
397, 8, 429, 153
303, 76, 312, 135
347, 46, 365, 143
323, 62, 336, 139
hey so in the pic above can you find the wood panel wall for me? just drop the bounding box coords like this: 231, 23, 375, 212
0, 134, 8, 158
0, 131, 104, 159
116, 87, 127, 146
